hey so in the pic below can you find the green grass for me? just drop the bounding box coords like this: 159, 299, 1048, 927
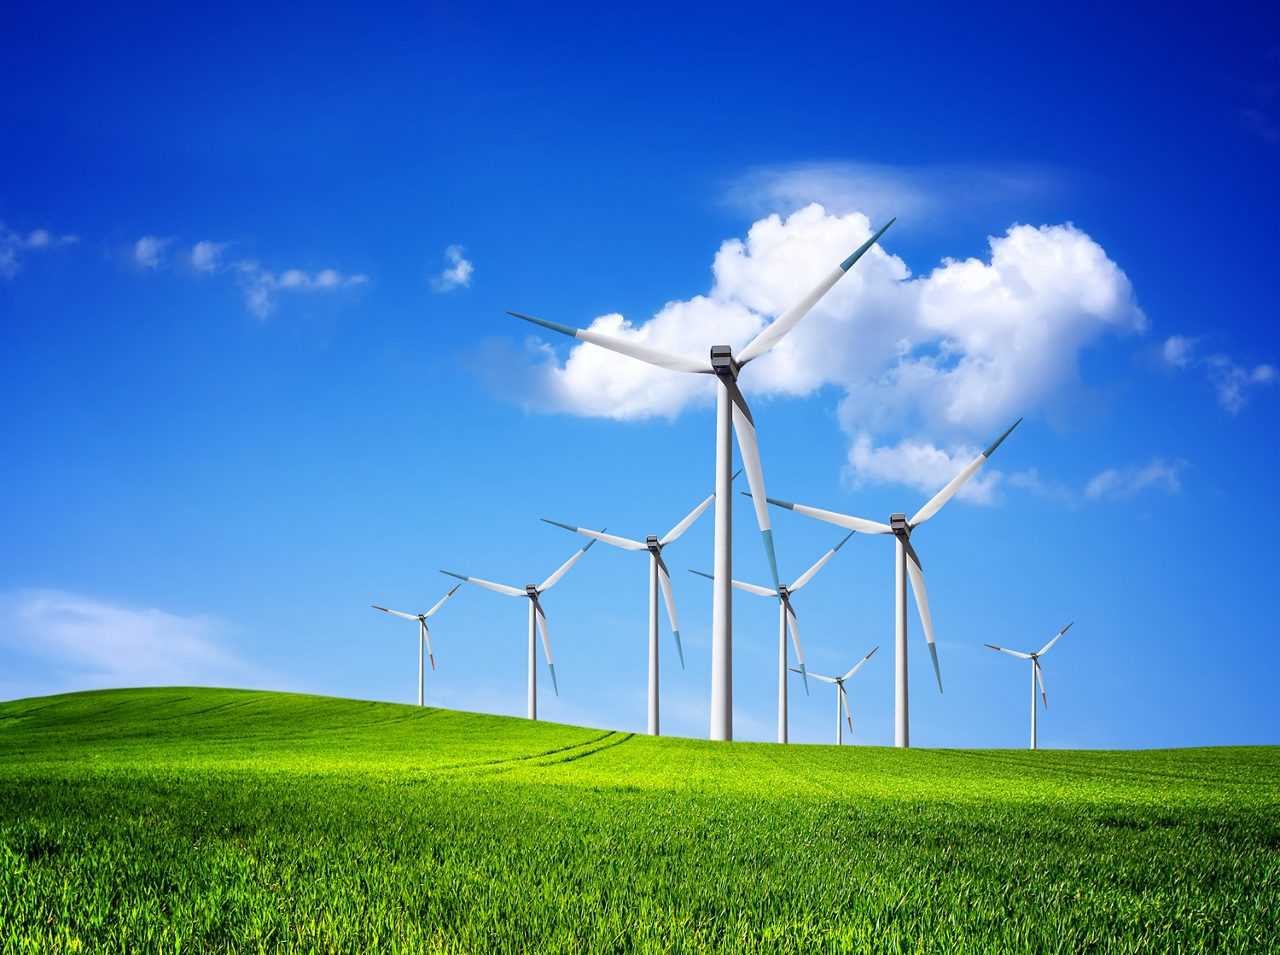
2, 688, 1277, 953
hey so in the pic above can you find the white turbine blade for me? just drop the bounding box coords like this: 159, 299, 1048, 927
902, 539, 943, 693
790, 531, 856, 592
783, 599, 809, 694
736, 219, 895, 365
508, 311, 713, 374
687, 569, 776, 597
909, 419, 1022, 527
371, 605, 421, 621
791, 667, 837, 684
542, 519, 646, 551
840, 684, 853, 734
539, 534, 601, 592
660, 475, 736, 546
1035, 659, 1047, 708
440, 571, 525, 598
842, 645, 880, 681
655, 555, 685, 670
763, 496, 893, 536
423, 584, 462, 618
422, 621, 436, 671
984, 643, 1032, 660
1037, 621, 1074, 657
533, 598, 558, 696
726, 378, 780, 590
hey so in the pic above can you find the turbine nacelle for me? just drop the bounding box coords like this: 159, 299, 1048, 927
525, 584, 539, 597
646, 535, 661, 554
709, 345, 739, 380
890, 513, 909, 535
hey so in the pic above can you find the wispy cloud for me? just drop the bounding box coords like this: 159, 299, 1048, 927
133, 235, 173, 270
190, 239, 229, 273
1161, 334, 1275, 412
431, 244, 473, 292
1084, 458, 1186, 500
235, 260, 369, 318
0, 588, 269, 699
1, 222, 78, 279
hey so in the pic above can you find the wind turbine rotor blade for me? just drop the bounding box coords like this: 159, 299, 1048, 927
422, 621, 436, 671
688, 568, 773, 596
783, 599, 809, 694
660, 492, 715, 546
371, 605, 421, 621
736, 219, 895, 365
532, 598, 558, 696
507, 311, 713, 374
763, 497, 893, 535
840, 684, 853, 734
726, 379, 780, 590
655, 555, 685, 669
539, 533, 602, 592
541, 519, 646, 551
902, 538, 943, 693
791, 667, 838, 684
1035, 659, 1047, 708
1037, 621, 1075, 657
439, 572, 525, 598
843, 645, 880, 681
984, 643, 1032, 659
790, 531, 856, 592
909, 418, 1022, 527
424, 584, 462, 618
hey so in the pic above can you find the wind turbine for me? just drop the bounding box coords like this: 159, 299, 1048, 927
986, 621, 1073, 750
764, 418, 1021, 748
791, 645, 878, 745
510, 218, 895, 740
441, 535, 599, 720
542, 479, 731, 737
370, 583, 461, 706
690, 530, 855, 743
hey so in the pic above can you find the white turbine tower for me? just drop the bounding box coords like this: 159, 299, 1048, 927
764, 418, 1021, 748
791, 645, 878, 745
542, 479, 729, 737
370, 583, 461, 706
441, 536, 599, 720
510, 218, 894, 740
690, 530, 855, 743
986, 621, 1074, 750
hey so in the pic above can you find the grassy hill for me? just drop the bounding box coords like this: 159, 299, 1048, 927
2, 688, 1276, 952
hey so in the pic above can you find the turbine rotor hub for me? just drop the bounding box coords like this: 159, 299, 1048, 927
710, 345, 739, 380
646, 535, 661, 554
890, 513, 910, 536
525, 585, 538, 597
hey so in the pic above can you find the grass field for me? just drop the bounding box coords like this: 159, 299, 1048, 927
2, 688, 1277, 952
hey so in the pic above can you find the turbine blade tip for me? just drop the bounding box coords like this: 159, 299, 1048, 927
984, 417, 1023, 458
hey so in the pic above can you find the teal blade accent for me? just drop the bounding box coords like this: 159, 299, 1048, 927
928, 642, 944, 694
839, 217, 896, 271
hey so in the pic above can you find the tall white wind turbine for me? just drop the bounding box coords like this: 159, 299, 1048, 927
542, 479, 729, 737
690, 531, 855, 743
370, 583, 461, 706
509, 219, 894, 740
441, 536, 599, 720
986, 621, 1074, 750
764, 418, 1021, 748
791, 645, 878, 745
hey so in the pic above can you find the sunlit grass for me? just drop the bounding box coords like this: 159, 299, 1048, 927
2, 688, 1276, 952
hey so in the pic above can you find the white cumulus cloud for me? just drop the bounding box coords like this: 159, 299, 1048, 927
1, 222, 79, 278
431, 244, 473, 292
190, 240, 229, 273
507, 203, 1145, 496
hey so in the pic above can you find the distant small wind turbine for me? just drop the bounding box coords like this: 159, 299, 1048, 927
441, 536, 599, 720
791, 645, 878, 745
542, 479, 731, 737
509, 219, 894, 741
763, 418, 1021, 748
986, 621, 1074, 750
690, 530, 856, 743
371, 584, 461, 706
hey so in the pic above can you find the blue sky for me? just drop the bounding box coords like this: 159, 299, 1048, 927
2, 1, 1277, 748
